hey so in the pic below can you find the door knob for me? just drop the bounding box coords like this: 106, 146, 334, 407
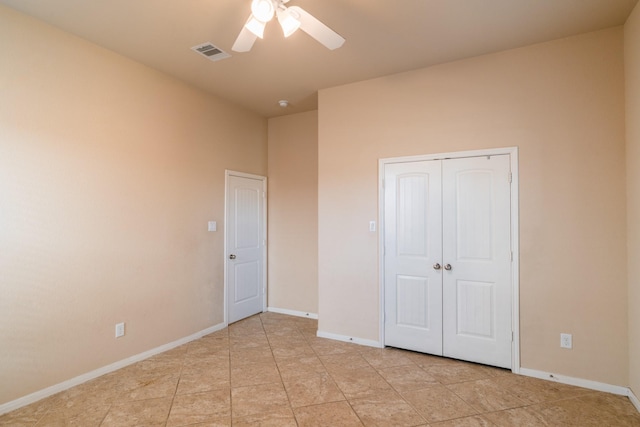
433, 263, 441, 270
229, 254, 236, 260
444, 264, 452, 271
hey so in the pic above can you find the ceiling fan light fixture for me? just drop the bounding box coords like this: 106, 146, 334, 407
234, 1, 345, 53
245, 15, 266, 38
276, 8, 301, 37
250, 0, 275, 22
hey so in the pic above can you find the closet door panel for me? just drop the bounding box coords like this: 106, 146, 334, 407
384, 161, 443, 354
442, 155, 512, 369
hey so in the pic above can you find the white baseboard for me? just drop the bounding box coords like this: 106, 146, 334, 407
267, 307, 318, 319
519, 367, 629, 396
0, 322, 226, 416
629, 388, 640, 412
316, 330, 383, 348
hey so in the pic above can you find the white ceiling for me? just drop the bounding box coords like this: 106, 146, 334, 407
2, 0, 637, 117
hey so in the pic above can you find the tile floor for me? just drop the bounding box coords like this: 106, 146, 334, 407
1, 312, 639, 426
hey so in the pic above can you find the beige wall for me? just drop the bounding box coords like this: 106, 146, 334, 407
0, 5, 266, 405
318, 28, 628, 386
267, 111, 319, 314
625, 2, 640, 397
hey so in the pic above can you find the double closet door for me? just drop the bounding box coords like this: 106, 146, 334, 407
383, 155, 512, 369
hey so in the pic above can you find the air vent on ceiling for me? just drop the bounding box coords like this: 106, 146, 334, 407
191, 42, 231, 62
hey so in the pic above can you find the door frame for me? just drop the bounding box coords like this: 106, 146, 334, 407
224, 170, 268, 326
378, 147, 520, 372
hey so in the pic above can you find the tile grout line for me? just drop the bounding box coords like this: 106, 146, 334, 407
228, 326, 234, 427
166, 346, 186, 427
259, 313, 302, 426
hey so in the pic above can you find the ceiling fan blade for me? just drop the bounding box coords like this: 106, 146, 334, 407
288, 6, 345, 50
232, 23, 258, 52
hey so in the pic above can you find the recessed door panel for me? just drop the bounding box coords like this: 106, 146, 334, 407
456, 171, 493, 261
455, 280, 494, 339
397, 175, 430, 258
396, 275, 430, 328
234, 188, 261, 250
234, 261, 260, 303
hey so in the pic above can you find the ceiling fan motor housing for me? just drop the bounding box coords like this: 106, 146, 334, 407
251, 0, 275, 22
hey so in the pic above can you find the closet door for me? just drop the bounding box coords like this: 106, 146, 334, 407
384, 161, 443, 354
383, 154, 513, 369
441, 155, 512, 368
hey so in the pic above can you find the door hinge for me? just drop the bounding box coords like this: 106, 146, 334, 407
511, 331, 514, 342
510, 251, 513, 262
508, 172, 513, 183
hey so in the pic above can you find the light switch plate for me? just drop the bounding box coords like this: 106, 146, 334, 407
115, 322, 125, 338
208, 221, 217, 232
560, 333, 572, 349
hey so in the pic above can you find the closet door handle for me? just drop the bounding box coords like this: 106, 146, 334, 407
444, 264, 452, 271
433, 263, 441, 270
229, 254, 236, 260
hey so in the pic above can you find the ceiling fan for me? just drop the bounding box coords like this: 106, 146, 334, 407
232, 0, 345, 52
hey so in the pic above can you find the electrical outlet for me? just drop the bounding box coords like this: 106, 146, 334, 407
115, 322, 125, 338
560, 333, 572, 349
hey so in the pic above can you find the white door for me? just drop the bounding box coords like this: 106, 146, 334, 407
384, 161, 443, 354
226, 173, 266, 324
442, 155, 512, 368
383, 155, 512, 368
